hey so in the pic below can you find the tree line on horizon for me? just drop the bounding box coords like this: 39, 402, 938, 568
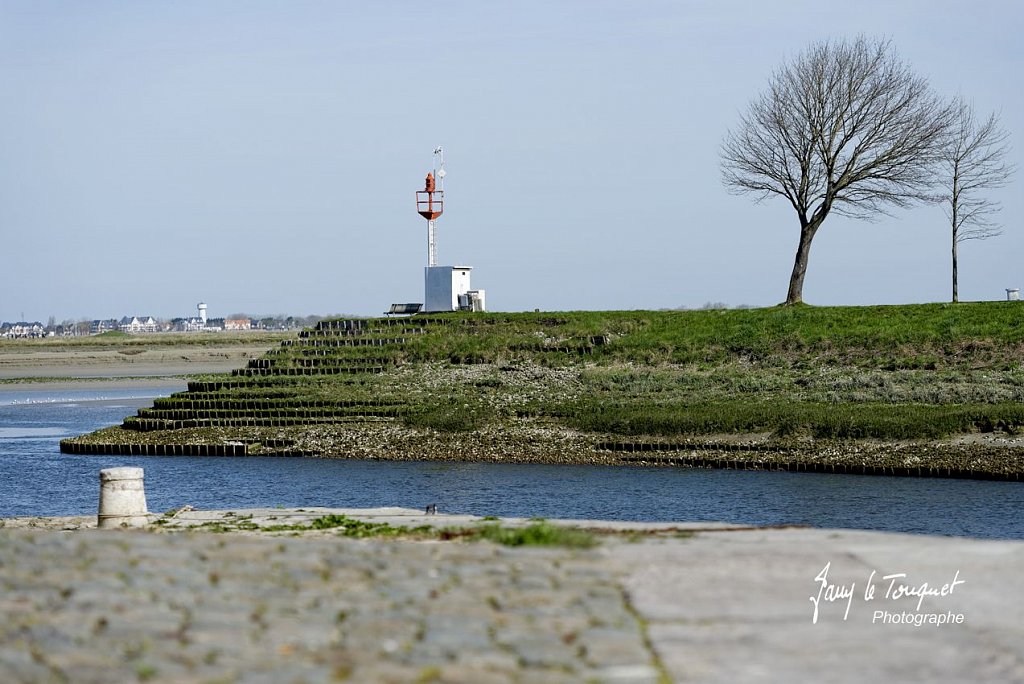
720, 35, 1015, 306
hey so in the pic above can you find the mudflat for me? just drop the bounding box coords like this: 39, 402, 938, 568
0, 336, 285, 381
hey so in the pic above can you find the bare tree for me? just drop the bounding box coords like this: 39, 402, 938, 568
721, 36, 954, 304
942, 101, 1014, 302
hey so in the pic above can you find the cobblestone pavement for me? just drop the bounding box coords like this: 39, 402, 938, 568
0, 524, 661, 684
2, 510, 1022, 683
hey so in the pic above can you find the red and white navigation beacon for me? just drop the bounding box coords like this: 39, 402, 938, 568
414, 148, 485, 313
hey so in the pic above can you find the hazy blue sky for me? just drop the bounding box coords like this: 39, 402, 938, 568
1, 0, 1021, 321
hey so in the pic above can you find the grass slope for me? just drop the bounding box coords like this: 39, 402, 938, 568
66, 302, 1024, 463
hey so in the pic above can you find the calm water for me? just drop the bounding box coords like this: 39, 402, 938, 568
1, 387, 1021, 539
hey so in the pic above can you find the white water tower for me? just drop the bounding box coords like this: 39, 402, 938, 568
197, 302, 208, 325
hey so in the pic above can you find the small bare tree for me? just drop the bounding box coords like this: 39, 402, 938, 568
942, 101, 1014, 302
721, 36, 954, 304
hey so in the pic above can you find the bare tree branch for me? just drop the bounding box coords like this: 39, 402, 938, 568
720, 36, 955, 304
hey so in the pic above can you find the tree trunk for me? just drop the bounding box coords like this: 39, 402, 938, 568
786, 221, 821, 305
952, 239, 959, 303
951, 190, 959, 304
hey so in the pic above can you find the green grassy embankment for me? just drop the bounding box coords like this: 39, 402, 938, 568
62, 303, 1024, 477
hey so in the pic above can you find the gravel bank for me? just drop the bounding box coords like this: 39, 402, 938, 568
63, 419, 1024, 479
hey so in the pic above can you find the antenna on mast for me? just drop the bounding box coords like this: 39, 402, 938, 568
434, 146, 446, 192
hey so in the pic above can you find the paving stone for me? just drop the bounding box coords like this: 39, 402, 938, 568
579, 626, 653, 668
2, 526, 656, 682
1, 509, 1020, 683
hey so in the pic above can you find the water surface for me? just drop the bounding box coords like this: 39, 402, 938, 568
1, 387, 1021, 539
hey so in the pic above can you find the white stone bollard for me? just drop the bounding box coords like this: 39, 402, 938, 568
98, 467, 149, 529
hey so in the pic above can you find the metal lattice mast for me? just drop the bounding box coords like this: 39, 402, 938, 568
427, 219, 437, 266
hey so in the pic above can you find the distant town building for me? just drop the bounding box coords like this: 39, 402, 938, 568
6, 309, 325, 338
90, 319, 119, 334
0, 321, 45, 338
223, 318, 251, 331
171, 317, 206, 332
118, 316, 158, 334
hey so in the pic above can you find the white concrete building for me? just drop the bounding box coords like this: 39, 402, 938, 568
424, 266, 473, 313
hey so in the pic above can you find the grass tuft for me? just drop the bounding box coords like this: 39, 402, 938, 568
471, 521, 597, 548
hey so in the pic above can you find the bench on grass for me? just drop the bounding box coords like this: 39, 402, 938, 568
385, 303, 422, 316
